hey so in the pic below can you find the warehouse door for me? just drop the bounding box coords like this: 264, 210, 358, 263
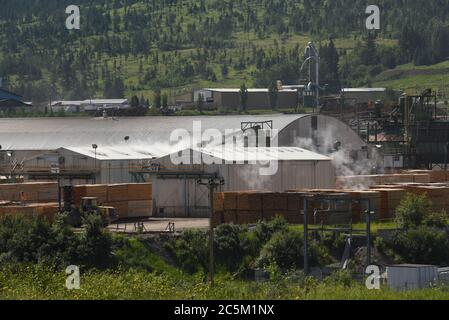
194, 183, 209, 210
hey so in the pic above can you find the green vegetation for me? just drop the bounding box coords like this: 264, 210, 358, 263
1, 193, 449, 300
2, 0, 449, 106
3, 265, 449, 300
376, 193, 449, 266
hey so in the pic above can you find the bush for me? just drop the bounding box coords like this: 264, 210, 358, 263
395, 193, 433, 229
377, 226, 449, 265
252, 216, 288, 245
0, 214, 114, 270
423, 211, 448, 228
165, 230, 208, 274
76, 214, 113, 269
256, 230, 331, 271
214, 224, 249, 272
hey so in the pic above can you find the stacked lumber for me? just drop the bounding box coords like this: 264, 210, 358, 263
370, 188, 407, 219
0, 182, 58, 203
336, 175, 382, 189
212, 191, 352, 226
369, 183, 449, 215
402, 185, 449, 213
73, 183, 153, 218
0, 202, 59, 222
335, 172, 449, 189
408, 170, 448, 183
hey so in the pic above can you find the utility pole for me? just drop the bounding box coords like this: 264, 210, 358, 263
303, 196, 309, 274
197, 176, 225, 287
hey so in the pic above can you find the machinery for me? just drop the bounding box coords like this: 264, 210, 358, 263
81, 197, 117, 226
63, 186, 118, 227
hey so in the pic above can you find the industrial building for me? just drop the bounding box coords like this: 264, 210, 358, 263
50, 99, 130, 113
147, 147, 335, 217
21, 146, 162, 185
0, 114, 368, 217
341, 88, 388, 104
0, 114, 367, 165
195, 88, 299, 110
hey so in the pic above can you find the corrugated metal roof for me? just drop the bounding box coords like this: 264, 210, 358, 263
51, 99, 128, 106
342, 88, 386, 93
63, 146, 166, 160
83, 99, 128, 105
199, 146, 331, 162
204, 88, 297, 93
0, 114, 309, 151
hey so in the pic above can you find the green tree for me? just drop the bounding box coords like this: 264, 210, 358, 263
197, 93, 204, 114
130, 95, 139, 108
268, 81, 278, 110
239, 83, 249, 112
154, 88, 161, 109
162, 93, 168, 110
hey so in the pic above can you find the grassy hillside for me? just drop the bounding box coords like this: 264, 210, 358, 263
0, 0, 448, 104
374, 61, 449, 97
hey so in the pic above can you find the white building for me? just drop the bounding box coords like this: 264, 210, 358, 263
22, 146, 164, 185
149, 147, 335, 217
50, 99, 129, 113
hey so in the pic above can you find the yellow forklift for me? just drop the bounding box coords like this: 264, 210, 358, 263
80, 197, 118, 227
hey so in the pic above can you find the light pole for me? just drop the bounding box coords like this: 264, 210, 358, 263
300, 41, 320, 112
197, 176, 225, 287
92, 144, 98, 183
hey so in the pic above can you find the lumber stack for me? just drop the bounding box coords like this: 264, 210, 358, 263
0, 182, 58, 203
408, 170, 449, 183
73, 183, 153, 218
212, 190, 356, 226
369, 188, 407, 219
402, 185, 449, 213
0, 202, 59, 222
336, 171, 449, 189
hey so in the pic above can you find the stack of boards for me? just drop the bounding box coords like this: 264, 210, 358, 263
213, 181, 449, 227
213, 191, 371, 227
0, 202, 59, 222
336, 170, 449, 189
0, 182, 59, 222
73, 183, 153, 218
0, 182, 58, 203
0, 182, 152, 221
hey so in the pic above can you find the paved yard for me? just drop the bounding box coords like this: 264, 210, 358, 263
107, 218, 209, 234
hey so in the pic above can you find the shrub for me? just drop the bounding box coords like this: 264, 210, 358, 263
378, 226, 449, 265
395, 193, 433, 229
165, 229, 208, 274
214, 224, 249, 272
0, 214, 114, 270
0, 216, 56, 266
76, 214, 113, 269
423, 211, 448, 228
256, 230, 331, 271
252, 216, 288, 245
